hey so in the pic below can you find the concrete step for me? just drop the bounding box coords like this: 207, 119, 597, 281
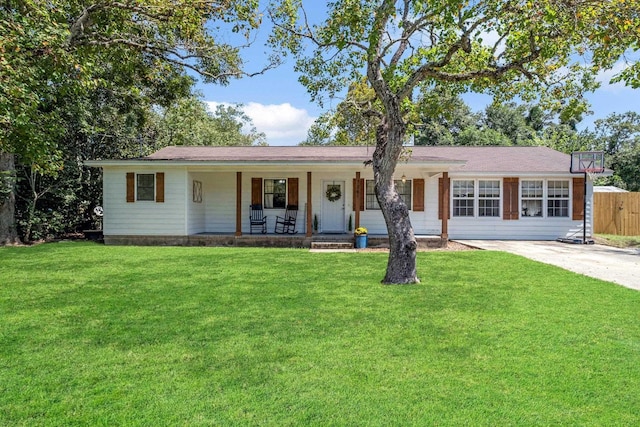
310, 241, 353, 250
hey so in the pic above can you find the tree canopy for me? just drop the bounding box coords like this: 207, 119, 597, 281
152, 98, 266, 147
2, 0, 270, 167
593, 112, 640, 191
1, 0, 272, 243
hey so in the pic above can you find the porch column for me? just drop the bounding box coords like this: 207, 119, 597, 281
441, 171, 449, 240
235, 172, 242, 236
306, 171, 312, 237
355, 171, 361, 229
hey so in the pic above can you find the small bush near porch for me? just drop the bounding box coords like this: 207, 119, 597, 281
1, 243, 639, 425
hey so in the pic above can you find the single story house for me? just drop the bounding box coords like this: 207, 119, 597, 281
86, 145, 597, 246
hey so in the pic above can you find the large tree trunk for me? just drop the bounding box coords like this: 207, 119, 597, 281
0, 152, 21, 245
372, 116, 419, 284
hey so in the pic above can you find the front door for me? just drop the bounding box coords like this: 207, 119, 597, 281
322, 181, 345, 233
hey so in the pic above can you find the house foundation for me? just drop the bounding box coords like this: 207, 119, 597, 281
102, 234, 447, 249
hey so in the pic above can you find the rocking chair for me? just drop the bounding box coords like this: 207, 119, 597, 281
274, 204, 298, 234
249, 204, 267, 234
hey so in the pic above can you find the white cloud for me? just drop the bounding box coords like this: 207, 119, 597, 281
206, 101, 317, 146
478, 29, 503, 51
595, 61, 632, 94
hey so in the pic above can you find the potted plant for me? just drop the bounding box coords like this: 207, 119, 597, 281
354, 226, 368, 249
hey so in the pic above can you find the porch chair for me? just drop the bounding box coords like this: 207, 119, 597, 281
249, 204, 267, 234
274, 204, 298, 234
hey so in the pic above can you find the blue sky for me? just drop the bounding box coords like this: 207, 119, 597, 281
197, 5, 639, 146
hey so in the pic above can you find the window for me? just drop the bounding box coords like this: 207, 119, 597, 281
264, 179, 286, 209
137, 174, 155, 201
521, 180, 543, 217
365, 180, 412, 210
547, 180, 569, 217
192, 180, 202, 203
452, 180, 474, 217
396, 180, 412, 208
478, 180, 500, 217
365, 180, 378, 210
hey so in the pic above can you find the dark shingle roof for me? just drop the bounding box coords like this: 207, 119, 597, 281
141, 145, 573, 173
422, 146, 571, 173
144, 145, 453, 163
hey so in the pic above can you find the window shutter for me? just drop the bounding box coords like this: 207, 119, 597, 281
251, 178, 262, 205
413, 178, 425, 211
503, 177, 519, 220
126, 172, 135, 203
573, 177, 585, 220
352, 178, 364, 211
288, 177, 299, 206
438, 177, 450, 219
155, 172, 165, 203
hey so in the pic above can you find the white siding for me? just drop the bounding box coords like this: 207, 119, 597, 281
187, 173, 206, 234
100, 164, 592, 241
349, 175, 439, 235
204, 172, 237, 233
446, 176, 593, 240
412, 176, 442, 235
103, 168, 187, 236
447, 217, 588, 240
190, 171, 310, 234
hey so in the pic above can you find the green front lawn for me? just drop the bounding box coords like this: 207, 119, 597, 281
1, 243, 639, 425
595, 234, 640, 248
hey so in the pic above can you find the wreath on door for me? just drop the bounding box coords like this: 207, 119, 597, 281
325, 184, 342, 202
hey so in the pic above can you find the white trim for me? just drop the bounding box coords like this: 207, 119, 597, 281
452, 171, 577, 178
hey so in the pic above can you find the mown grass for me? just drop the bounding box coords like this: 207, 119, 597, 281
595, 233, 640, 248
1, 242, 639, 425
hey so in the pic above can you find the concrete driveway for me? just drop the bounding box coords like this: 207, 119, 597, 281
456, 240, 640, 291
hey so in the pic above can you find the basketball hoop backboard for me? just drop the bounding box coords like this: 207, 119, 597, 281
568, 151, 604, 245
570, 151, 605, 174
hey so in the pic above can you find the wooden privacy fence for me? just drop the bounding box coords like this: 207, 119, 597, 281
594, 192, 640, 236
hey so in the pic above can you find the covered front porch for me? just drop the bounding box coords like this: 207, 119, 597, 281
185, 168, 452, 239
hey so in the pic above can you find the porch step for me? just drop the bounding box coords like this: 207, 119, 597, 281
310, 241, 354, 250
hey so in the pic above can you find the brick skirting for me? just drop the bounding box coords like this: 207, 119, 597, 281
103, 234, 447, 249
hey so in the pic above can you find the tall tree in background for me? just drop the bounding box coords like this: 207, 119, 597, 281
593, 112, 640, 191
302, 80, 380, 145
271, 0, 640, 284
15, 93, 266, 241
537, 124, 595, 154
415, 87, 478, 146
483, 103, 537, 145
154, 97, 266, 147
1, 0, 271, 244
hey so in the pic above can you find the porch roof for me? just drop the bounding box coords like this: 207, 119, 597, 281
86, 145, 576, 174
143, 146, 462, 164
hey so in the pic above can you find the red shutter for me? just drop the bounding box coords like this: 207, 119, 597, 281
251, 178, 262, 205
413, 178, 425, 211
573, 177, 585, 220
353, 178, 364, 211
155, 172, 165, 203
503, 177, 519, 220
288, 177, 299, 206
126, 172, 135, 203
